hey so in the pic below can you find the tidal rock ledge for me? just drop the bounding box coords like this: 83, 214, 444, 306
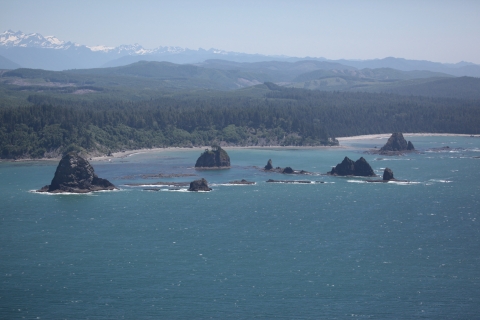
37, 152, 116, 193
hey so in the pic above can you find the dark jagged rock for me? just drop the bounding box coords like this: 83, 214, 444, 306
354, 157, 375, 176
282, 167, 294, 174
195, 146, 230, 168
260, 162, 311, 175
383, 168, 394, 180
37, 152, 116, 193
329, 156, 355, 176
264, 159, 273, 170
367, 167, 408, 183
188, 178, 212, 192
328, 156, 376, 177
379, 133, 415, 154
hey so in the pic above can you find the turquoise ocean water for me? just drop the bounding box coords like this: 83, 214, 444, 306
1, 136, 479, 319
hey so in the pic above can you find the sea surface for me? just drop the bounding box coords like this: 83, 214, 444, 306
1, 136, 479, 319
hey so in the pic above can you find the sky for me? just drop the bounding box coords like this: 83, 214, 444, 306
1, 0, 480, 64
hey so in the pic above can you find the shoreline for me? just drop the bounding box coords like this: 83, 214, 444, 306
337, 133, 477, 141
3, 133, 477, 163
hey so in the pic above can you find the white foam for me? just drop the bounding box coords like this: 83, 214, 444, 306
30, 190, 97, 196
387, 181, 420, 185
159, 188, 190, 192
347, 180, 366, 183
429, 179, 452, 183
212, 183, 256, 186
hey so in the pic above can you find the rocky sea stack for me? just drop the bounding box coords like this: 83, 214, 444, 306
328, 156, 376, 176
264, 159, 273, 170
188, 178, 212, 191
195, 145, 230, 169
380, 133, 415, 154
383, 168, 394, 181
37, 152, 116, 193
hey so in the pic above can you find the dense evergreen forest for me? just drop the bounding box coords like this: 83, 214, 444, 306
1, 83, 479, 159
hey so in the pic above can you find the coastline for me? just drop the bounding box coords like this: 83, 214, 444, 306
337, 133, 476, 141
3, 133, 477, 163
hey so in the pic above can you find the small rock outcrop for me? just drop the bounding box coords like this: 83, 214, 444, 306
329, 156, 376, 177
366, 167, 407, 183
260, 160, 311, 175
188, 178, 212, 192
195, 145, 230, 168
380, 133, 415, 154
37, 152, 116, 193
282, 167, 294, 174
383, 168, 394, 180
264, 159, 273, 170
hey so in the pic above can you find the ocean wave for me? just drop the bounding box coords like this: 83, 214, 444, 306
212, 183, 256, 186
30, 190, 97, 196
374, 158, 411, 161
159, 188, 190, 192
429, 179, 452, 183
386, 181, 420, 185
347, 180, 366, 183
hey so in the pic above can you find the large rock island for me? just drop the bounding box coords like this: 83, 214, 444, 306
379, 133, 415, 155
195, 145, 231, 169
37, 152, 117, 193
328, 156, 376, 176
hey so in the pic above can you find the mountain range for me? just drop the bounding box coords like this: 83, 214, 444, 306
1, 30, 480, 78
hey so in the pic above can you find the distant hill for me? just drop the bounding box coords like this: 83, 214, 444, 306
2, 61, 480, 101
332, 57, 480, 78
2, 30, 480, 78
0, 54, 21, 69
293, 68, 452, 82
371, 76, 480, 99
196, 59, 356, 82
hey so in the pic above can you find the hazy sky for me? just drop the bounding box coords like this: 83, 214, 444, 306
2, 0, 480, 64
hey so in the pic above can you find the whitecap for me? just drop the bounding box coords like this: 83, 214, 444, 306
347, 180, 366, 183
30, 190, 97, 196
212, 183, 256, 186
387, 181, 420, 185
429, 179, 452, 183
160, 188, 190, 192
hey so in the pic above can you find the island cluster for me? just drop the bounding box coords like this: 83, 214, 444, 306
37, 133, 413, 193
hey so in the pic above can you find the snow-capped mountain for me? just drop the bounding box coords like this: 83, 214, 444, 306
0, 30, 259, 70
0, 30, 76, 50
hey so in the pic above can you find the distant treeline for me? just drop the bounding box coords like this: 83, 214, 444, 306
1, 87, 479, 158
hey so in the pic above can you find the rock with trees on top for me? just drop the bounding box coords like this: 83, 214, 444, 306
195, 145, 231, 168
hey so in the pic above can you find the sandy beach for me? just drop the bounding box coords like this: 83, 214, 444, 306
337, 133, 476, 141
100, 133, 476, 161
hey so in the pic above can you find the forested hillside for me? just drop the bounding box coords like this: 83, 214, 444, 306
1, 84, 479, 159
